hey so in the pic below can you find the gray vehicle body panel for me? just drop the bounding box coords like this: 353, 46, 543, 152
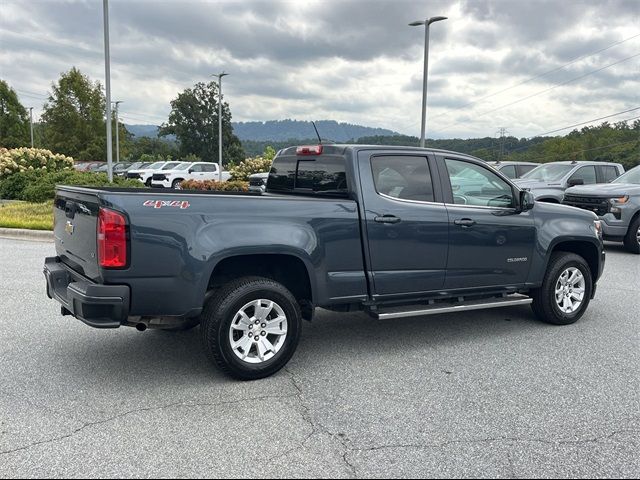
48, 145, 605, 325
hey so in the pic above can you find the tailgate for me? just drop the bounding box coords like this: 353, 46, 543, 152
53, 188, 101, 281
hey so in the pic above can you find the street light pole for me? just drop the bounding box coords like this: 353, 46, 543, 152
212, 73, 228, 181
410, 16, 447, 148
103, 0, 113, 182
28, 107, 34, 147
113, 101, 122, 164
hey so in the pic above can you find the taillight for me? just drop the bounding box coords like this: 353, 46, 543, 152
296, 145, 323, 155
97, 207, 127, 268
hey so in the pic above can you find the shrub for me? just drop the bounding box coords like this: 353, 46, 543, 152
229, 155, 273, 181
180, 179, 249, 192
0, 148, 74, 179
0, 170, 143, 202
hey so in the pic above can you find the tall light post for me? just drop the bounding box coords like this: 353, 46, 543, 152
410, 15, 447, 148
28, 107, 34, 147
212, 72, 228, 180
103, 0, 113, 182
113, 101, 122, 164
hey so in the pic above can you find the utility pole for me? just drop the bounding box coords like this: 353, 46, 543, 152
212, 73, 228, 180
410, 16, 447, 148
113, 101, 122, 164
497, 127, 508, 162
103, 0, 113, 182
28, 107, 34, 147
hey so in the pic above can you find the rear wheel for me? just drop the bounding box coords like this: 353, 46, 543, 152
623, 216, 640, 254
531, 252, 593, 325
200, 276, 301, 380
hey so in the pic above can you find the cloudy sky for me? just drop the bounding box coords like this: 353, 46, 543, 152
1, 0, 639, 138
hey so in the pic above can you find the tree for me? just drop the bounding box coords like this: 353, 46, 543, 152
0, 80, 30, 148
159, 81, 245, 165
127, 136, 177, 161
41, 67, 107, 161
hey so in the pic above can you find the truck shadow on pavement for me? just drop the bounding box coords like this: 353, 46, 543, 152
56, 304, 552, 383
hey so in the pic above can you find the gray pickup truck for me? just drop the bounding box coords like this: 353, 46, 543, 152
514, 161, 625, 203
564, 165, 640, 253
44, 145, 605, 380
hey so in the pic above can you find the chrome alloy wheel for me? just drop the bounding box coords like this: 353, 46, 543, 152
554, 267, 586, 314
636, 225, 640, 246
228, 299, 288, 364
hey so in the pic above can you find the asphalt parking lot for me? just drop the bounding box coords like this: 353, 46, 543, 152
0, 237, 638, 478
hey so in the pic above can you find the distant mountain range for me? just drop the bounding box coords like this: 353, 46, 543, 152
125, 120, 398, 142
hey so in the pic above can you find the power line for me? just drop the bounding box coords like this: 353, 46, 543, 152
534, 107, 640, 137
428, 33, 640, 123
432, 52, 640, 134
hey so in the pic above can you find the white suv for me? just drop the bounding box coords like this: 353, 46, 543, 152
151, 162, 231, 189
126, 161, 183, 186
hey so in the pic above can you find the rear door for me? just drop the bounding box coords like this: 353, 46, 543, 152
200, 163, 220, 181
53, 188, 101, 281
437, 156, 535, 289
358, 151, 449, 297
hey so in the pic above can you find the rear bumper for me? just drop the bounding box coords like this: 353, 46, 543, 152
44, 257, 129, 328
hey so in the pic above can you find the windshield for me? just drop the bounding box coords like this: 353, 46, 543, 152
612, 166, 640, 185
522, 164, 574, 182
174, 163, 192, 171
147, 162, 165, 170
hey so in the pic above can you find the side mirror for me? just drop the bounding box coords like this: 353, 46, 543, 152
567, 178, 584, 186
519, 190, 535, 212
188, 169, 194, 174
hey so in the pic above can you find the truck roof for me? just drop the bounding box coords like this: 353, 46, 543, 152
278, 144, 484, 161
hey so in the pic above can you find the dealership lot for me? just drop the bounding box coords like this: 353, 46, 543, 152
0, 238, 638, 478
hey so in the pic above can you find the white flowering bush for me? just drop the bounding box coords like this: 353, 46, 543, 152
0, 148, 74, 179
229, 155, 273, 181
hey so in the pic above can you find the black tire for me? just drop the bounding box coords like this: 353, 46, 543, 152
623, 215, 640, 254
171, 179, 184, 189
145, 178, 152, 187
530, 252, 593, 325
200, 276, 302, 380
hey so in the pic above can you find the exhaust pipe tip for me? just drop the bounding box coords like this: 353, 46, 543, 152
135, 323, 147, 332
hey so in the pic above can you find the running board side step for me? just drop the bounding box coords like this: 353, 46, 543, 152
372, 294, 532, 320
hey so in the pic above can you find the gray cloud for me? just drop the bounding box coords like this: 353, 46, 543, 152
1, 0, 638, 138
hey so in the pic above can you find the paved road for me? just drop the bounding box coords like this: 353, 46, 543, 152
0, 238, 638, 478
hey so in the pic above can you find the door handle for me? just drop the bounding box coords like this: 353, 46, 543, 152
454, 218, 476, 227
374, 215, 401, 224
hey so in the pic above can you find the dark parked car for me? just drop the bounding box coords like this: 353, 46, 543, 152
44, 145, 605, 380
488, 161, 539, 179
564, 165, 640, 253
514, 161, 624, 202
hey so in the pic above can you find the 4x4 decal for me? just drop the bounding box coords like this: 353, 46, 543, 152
143, 200, 190, 210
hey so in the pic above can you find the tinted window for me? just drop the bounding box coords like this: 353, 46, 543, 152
517, 164, 537, 176
601, 166, 619, 183
445, 159, 515, 208
190, 164, 203, 173
371, 156, 434, 202
201, 163, 217, 172
267, 156, 348, 195
569, 166, 596, 185
500, 165, 517, 179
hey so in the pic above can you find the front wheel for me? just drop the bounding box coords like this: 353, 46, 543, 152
200, 276, 301, 380
172, 179, 184, 189
530, 252, 593, 325
623, 216, 640, 254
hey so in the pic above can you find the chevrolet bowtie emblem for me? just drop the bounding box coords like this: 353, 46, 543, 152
65, 221, 74, 235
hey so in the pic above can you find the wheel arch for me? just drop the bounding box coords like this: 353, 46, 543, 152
548, 239, 600, 282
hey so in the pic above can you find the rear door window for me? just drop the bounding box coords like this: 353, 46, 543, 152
601, 166, 619, 183
370, 156, 434, 202
517, 164, 537, 177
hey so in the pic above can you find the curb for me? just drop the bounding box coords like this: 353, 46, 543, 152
0, 227, 54, 242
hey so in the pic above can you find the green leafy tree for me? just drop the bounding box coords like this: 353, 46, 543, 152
159, 81, 245, 165
41, 67, 106, 161
128, 136, 177, 161
0, 80, 30, 148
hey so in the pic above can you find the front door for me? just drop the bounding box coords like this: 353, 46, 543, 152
358, 152, 449, 297
438, 157, 535, 289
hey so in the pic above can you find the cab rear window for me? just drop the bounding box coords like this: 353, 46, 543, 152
267, 156, 348, 196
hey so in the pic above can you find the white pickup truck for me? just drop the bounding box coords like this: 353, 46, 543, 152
151, 162, 231, 189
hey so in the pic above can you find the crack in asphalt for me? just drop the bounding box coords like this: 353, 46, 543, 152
344, 428, 639, 457
0, 393, 299, 457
